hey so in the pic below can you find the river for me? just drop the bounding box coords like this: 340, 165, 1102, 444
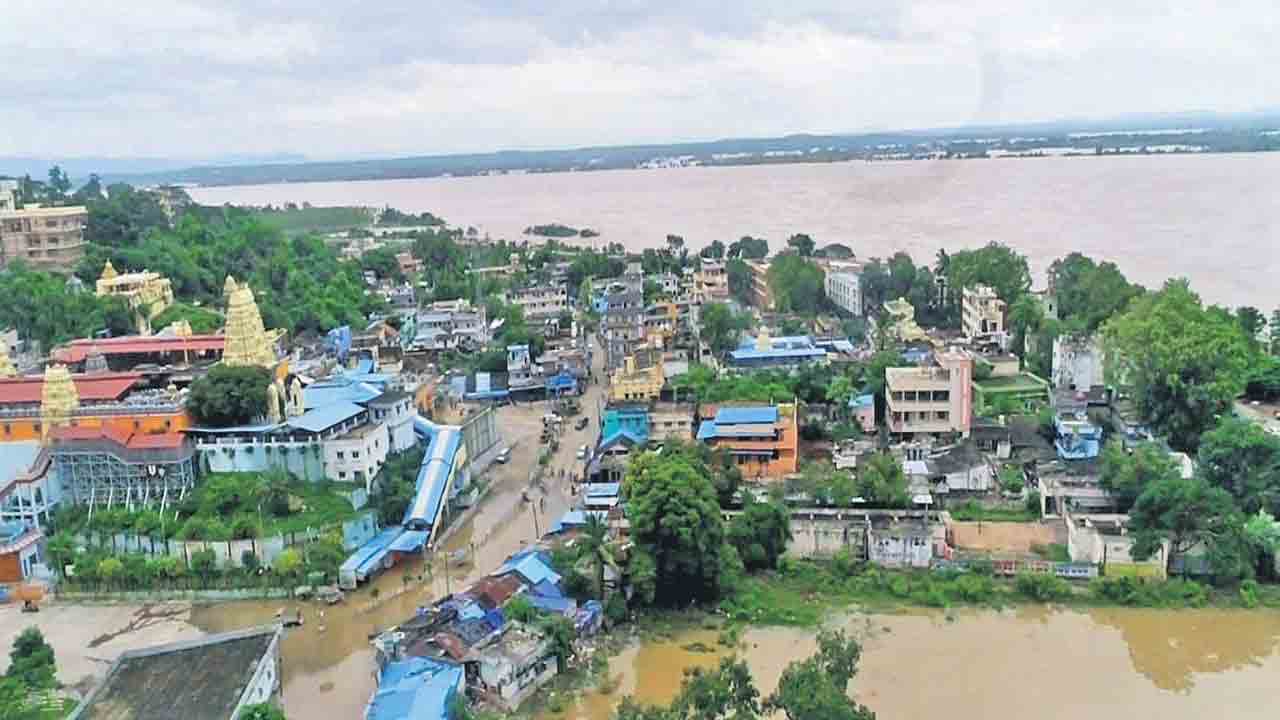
190, 154, 1280, 310
553, 607, 1280, 720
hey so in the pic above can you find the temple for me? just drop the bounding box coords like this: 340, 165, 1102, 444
95, 261, 175, 334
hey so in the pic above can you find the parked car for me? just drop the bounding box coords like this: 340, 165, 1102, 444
495, 447, 511, 464
576, 444, 589, 460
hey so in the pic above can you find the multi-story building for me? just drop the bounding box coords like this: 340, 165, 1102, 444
647, 402, 695, 443
962, 284, 1007, 340
885, 350, 974, 438
745, 260, 774, 310
696, 404, 799, 480
505, 285, 569, 321
0, 196, 89, 270
411, 300, 489, 352
0, 367, 192, 444
1052, 334, 1104, 391
695, 261, 729, 304
824, 267, 863, 317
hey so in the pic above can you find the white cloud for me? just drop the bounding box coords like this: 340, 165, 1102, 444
1, 1, 1277, 158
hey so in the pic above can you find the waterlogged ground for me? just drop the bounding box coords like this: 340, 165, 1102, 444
551, 607, 1280, 720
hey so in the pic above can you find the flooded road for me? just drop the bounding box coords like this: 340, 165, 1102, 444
189, 355, 602, 718
554, 607, 1280, 720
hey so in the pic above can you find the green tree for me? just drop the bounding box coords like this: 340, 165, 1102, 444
238, 703, 286, 720
1270, 308, 1280, 355
1047, 252, 1143, 332
1099, 440, 1181, 510
359, 246, 406, 283
728, 236, 768, 260
6, 628, 57, 690
825, 375, 855, 418
1128, 475, 1238, 577
946, 242, 1031, 306
765, 629, 876, 720
1196, 416, 1280, 514
767, 254, 824, 314
186, 364, 272, 427
726, 497, 792, 571
626, 453, 728, 606
273, 548, 303, 581
1236, 306, 1266, 345
536, 614, 576, 673
190, 549, 218, 583
703, 240, 726, 260
97, 557, 124, 586
786, 233, 815, 257
46, 165, 72, 201
1103, 279, 1257, 451
578, 514, 615, 599
700, 302, 751, 355
726, 258, 753, 306
857, 453, 909, 507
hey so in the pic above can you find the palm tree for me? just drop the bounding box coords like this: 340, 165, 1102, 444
578, 514, 616, 600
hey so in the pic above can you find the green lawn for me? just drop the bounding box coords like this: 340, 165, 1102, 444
973, 373, 1047, 391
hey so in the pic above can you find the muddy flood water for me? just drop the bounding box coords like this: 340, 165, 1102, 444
551, 607, 1280, 720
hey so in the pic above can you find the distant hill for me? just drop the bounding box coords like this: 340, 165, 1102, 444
69, 110, 1280, 188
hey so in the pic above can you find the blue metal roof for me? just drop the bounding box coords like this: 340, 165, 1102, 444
850, 393, 875, 409
388, 530, 429, 553
728, 347, 827, 362
0, 441, 41, 484
404, 427, 462, 531
498, 551, 562, 588
699, 424, 776, 439
366, 657, 463, 720
715, 407, 778, 425
528, 594, 577, 615
303, 380, 383, 410
287, 401, 366, 434
340, 526, 403, 576
599, 429, 645, 451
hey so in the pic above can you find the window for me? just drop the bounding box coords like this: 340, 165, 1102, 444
352, 450, 360, 458
338, 471, 347, 479
936, 411, 949, 421
337, 451, 345, 460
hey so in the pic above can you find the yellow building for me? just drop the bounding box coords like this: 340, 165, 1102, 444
95, 261, 175, 334
609, 349, 665, 403
883, 298, 930, 344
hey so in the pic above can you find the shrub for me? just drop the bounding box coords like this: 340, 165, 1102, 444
1015, 572, 1071, 602
605, 593, 628, 626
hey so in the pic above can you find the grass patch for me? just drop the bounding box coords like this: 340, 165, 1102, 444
949, 500, 1038, 522
252, 205, 373, 233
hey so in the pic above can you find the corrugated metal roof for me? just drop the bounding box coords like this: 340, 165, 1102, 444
366, 657, 463, 720
498, 551, 562, 588
303, 381, 382, 410
714, 406, 779, 425
388, 530, 429, 553
287, 401, 365, 433
584, 483, 621, 497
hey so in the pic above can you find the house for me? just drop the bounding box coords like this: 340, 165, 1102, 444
962, 284, 1006, 341
867, 514, 941, 569
1052, 391, 1103, 460
849, 393, 876, 433
366, 655, 464, 720
396, 251, 422, 277
695, 261, 729, 303
885, 350, 973, 438
696, 404, 799, 480
647, 402, 695, 443
972, 370, 1051, 415
69, 625, 284, 720
476, 626, 559, 711
1065, 513, 1167, 579
744, 259, 774, 310
505, 285, 568, 321
727, 331, 828, 370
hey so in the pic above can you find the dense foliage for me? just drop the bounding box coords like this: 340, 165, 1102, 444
766, 253, 824, 314
0, 263, 121, 349
699, 302, 753, 355
187, 365, 272, 427
1103, 279, 1257, 451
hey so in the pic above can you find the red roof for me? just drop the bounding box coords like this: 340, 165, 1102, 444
52, 335, 225, 364
0, 372, 143, 405
48, 425, 186, 450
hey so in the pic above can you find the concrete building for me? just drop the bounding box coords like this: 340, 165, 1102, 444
647, 402, 696, 443
477, 626, 559, 711
745, 259, 774, 310
885, 350, 974, 438
410, 300, 489, 352
883, 298, 929, 344
609, 348, 664, 403
849, 393, 876, 433
0, 368, 192, 444
0, 184, 88, 270
1052, 334, 1104, 391
824, 267, 863, 317
70, 625, 284, 720
505, 285, 568, 321
369, 390, 417, 453
695, 260, 729, 303
0, 518, 44, 582
696, 404, 799, 480
962, 284, 1007, 340
49, 426, 197, 515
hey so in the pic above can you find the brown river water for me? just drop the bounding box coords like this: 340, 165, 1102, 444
191, 154, 1280, 309
553, 608, 1280, 720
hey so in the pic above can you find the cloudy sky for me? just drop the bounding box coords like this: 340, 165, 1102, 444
3, 1, 1277, 159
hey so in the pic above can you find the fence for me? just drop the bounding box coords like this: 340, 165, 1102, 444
932, 557, 1099, 580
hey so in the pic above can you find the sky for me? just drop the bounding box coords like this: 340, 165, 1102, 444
3, 1, 1278, 160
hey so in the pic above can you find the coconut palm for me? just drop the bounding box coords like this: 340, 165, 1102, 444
577, 513, 616, 600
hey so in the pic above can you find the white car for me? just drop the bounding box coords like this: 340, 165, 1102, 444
494, 448, 511, 464
576, 444, 589, 460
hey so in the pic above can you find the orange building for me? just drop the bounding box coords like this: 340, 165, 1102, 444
696, 403, 799, 480
0, 371, 192, 443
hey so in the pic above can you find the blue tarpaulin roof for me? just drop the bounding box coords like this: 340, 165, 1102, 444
303, 380, 383, 410
528, 594, 577, 615
531, 579, 565, 599
850, 393, 875, 409
366, 656, 463, 720
341, 526, 403, 576
714, 406, 778, 424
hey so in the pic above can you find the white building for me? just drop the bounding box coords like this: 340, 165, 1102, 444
324, 421, 389, 490
368, 390, 417, 453
962, 284, 1007, 339
824, 269, 863, 317
1052, 334, 1104, 390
